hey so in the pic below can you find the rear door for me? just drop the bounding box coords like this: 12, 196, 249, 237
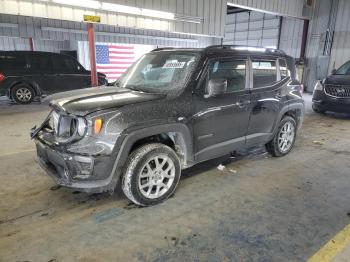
192, 56, 251, 162
246, 56, 289, 146
51, 55, 90, 92
28, 53, 53, 94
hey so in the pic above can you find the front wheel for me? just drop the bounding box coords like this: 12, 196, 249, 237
266, 116, 297, 157
122, 143, 181, 206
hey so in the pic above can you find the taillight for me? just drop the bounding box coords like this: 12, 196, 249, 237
0, 72, 5, 82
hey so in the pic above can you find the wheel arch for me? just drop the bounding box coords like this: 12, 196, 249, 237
123, 124, 194, 169
9, 80, 42, 98
272, 102, 304, 135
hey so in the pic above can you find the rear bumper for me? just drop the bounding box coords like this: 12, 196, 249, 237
35, 140, 117, 193
312, 90, 350, 113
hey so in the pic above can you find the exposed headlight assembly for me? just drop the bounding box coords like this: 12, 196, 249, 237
51, 111, 87, 143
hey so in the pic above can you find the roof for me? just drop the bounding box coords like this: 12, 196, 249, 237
151, 45, 287, 57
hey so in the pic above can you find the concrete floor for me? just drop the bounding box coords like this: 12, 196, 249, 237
0, 94, 350, 262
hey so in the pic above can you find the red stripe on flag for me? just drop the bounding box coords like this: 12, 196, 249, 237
109, 51, 134, 55
107, 61, 134, 65
96, 66, 130, 69
109, 45, 134, 49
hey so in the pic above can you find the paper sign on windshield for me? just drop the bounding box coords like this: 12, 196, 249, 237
163, 62, 186, 68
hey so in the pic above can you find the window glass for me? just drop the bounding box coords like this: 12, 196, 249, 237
252, 60, 277, 88
52, 56, 81, 72
207, 59, 246, 93
118, 53, 198, 93
30, 55, 51, 71
0, 54, 27, 70
279, 59, 290, 79
335, 61, 350, 75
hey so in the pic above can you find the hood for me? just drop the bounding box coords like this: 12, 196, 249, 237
324, 74, 350, 85
44, 86, 166, 116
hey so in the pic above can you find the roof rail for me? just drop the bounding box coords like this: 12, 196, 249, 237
204, 45, 286, 55
151, 47, 175, 52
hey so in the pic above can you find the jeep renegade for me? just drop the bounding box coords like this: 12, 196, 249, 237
31, 45, 304, 206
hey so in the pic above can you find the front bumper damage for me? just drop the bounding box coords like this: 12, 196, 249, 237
35, 139, 117, 193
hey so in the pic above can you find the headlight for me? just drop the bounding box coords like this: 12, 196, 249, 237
51, 111, 87, 140
77, 117, 87, 136
314, 81, 323, 91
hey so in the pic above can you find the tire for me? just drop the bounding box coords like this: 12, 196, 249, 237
122, 143, 181, 206
266, 116, 297, 157
11, 84, 35, 104
312, 104, 326, 114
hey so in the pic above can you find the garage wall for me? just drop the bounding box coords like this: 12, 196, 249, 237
227, 0, 307, 19
329, 0, 350, 71
0, 14, 219, 52
0, 0, 227, 37
224, 11, 280, 48
223, 11, 304, 59
279, 17, 304, 59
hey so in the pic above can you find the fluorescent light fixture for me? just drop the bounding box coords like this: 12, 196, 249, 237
53, 0, 101, 9
101, 3, 141, 16
41, 0, 201, 23
141, 9, 174, 20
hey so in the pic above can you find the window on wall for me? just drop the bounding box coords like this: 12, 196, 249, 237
252, 59, 277, 88
279, 59, 290, 79
207, 59, 246, 93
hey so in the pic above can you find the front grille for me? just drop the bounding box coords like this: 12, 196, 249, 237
325, 84, 350, 98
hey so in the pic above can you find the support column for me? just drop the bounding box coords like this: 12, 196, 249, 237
87, 23, 98, 87
29, 37, 34, 51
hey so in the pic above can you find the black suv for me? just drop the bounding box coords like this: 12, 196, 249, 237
0, 51, 107, 104
312, 60, 350, 114
32, 46, 304, 206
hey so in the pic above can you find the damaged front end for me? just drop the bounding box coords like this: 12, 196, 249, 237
31, 108, 122, 193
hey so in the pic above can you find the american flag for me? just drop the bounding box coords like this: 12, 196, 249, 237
96, 44, 135, 82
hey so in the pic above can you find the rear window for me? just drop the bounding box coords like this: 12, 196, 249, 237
29, 54, 51, 71
52, 56, 81, 72
0, 54, 27, 70
252, 59, 277, 88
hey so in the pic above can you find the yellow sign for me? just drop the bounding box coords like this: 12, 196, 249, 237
83, 15, 101, 23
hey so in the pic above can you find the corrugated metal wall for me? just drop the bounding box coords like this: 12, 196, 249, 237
224, 11, 280, 48
0, 14, 219, 52
224, 10, 304, 59
0, 0, 227, 37
279, 17, 304, 58
227, 0, 306, 19
329, 0, 350, 71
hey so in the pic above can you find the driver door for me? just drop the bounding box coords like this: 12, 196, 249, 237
192, 56, 251, 162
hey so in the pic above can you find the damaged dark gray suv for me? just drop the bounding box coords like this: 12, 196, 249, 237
32, 45, 304, 206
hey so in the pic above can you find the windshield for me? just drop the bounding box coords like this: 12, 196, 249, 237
335, 61, 350, 75
116, 52, 198, 93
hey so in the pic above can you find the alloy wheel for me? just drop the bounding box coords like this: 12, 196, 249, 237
138, 155, 176, 199
278, 121, 295, 153
16, 88, 32, 102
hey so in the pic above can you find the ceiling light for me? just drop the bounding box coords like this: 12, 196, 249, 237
52, 0, 101, 9
141, 9, 174, 20
101, 3, 141, 16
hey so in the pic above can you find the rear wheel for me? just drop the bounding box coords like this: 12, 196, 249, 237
122, 143, 181, 206
266, 116, 297, 157
11, 84, 35, 104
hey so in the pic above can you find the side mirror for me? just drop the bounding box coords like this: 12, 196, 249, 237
331, 69, 337, 75
206, 78, 227, 97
